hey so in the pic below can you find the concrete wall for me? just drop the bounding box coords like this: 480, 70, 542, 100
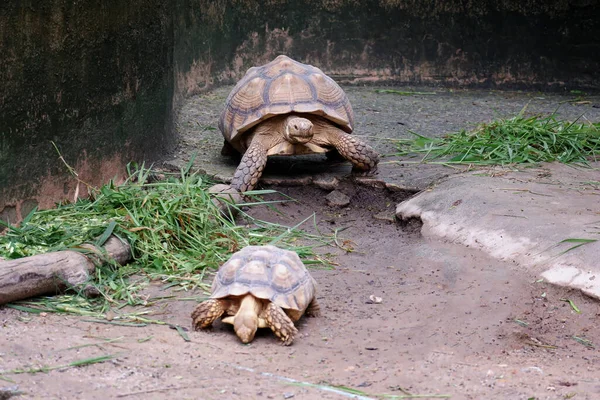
0, 1, 174, 224
175, 0, 600, 98
2, 0, 599, 224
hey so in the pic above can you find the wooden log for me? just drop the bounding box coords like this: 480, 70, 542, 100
0, 235, 131, 305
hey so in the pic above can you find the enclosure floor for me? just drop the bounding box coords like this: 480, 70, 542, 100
1, 183, 599, 399
2, 86, 599, 399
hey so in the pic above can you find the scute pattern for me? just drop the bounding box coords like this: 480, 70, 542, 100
219, 55, 354, 146
210, 245, 315, 312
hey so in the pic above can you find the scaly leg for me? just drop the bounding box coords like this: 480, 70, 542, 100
328, 131, 379, 174
261, 302, 299, 345
191, 299, 226, 330
230, 139, 268, 192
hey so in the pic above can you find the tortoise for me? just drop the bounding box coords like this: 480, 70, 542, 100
218, 55, 380, 192
191, 245, 320, 345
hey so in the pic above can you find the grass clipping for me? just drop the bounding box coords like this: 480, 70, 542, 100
0, 164, 331, 315
395, 108, 600, 165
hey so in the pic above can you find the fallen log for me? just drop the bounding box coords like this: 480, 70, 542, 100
0, 235, 131, 306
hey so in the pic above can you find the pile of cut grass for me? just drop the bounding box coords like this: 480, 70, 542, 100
394, 109, 600, 165
0, 163, 332, 317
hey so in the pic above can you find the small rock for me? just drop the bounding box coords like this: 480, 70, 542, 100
354, 177, 386, 189
313, 175, 340, 190
388, 183, 418, 193
325, 190, 350, 207
521, 366, 543, 374
366, 295, 383, 304
283, 392, 295, 399
373, 212, 396, 223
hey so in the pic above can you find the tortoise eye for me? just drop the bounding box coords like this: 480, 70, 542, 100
293, 124, 298, 130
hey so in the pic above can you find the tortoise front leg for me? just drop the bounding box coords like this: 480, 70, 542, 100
327, 130, 380, 174
191, 299, 227, 330
230, 139, 268, 192
261, 302, 299, 345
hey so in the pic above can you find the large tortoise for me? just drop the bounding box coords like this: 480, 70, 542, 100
191, 245, 320, 345
218, 55, 380, 192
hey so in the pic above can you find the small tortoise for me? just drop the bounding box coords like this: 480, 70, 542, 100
218, 55, 380, 192
191, 245, 320, 345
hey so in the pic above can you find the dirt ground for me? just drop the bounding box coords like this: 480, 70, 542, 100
168, 84, 600, 191
1, 182, 599, 400
2, 85, 600, 399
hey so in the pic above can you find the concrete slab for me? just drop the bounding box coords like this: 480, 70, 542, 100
396, 162, 600, 299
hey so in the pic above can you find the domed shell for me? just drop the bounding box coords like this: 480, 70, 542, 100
219, 55, 354, 147
210, 245, 316, 312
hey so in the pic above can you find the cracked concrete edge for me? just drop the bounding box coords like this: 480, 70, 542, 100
540, 266, 600, 300
395, 183, 600, 301
211, 170, 415, 193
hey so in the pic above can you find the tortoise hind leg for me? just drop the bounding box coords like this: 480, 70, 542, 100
191, 299, 226, 330
305, 298, 321, 317
261, 302, 299, 345
230, 140, 268, 192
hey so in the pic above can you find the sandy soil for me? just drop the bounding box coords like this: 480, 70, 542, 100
2, 85, 600, 399
1, 183, 599, 400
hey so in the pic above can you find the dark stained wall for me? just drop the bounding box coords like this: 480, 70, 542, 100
2, 0, 600, 225
0, 1, 174, 223
174, 0, 600, 98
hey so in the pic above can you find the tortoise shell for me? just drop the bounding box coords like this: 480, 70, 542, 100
218, 55, 354, 148
210, 245, 316, 312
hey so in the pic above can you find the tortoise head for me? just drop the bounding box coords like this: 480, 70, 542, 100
222, 294, 262, 344
233, 314, 258, 344
284, 116, 313, 144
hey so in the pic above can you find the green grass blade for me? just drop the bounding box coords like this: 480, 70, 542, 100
174, 325, 191, 342
95, 220, 117, 247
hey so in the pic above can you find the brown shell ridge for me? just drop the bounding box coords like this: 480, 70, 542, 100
209, 245, 314, 311
224, 70, 335, 115
220, 56, 354, 142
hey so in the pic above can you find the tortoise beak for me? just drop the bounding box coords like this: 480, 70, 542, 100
285, 117, 313, 144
